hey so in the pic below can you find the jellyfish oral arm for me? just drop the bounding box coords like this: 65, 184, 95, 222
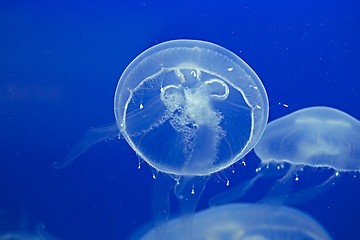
53, 123, 120, 169
151, 174, 208, 240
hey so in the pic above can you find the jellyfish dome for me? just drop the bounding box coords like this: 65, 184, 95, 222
115, 40, 269, 176
255, 106, 360, 172
139, 203, 332, 240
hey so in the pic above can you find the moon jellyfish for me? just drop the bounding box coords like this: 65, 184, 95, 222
55, 40, 268, 174
256, 106, 360, 170
114, 39, 268, 176
211, 106, 360, 206
54, 39, 268, 238
257, 106, 360, 203
117, 40, 268, 231
138, 203, 332, 240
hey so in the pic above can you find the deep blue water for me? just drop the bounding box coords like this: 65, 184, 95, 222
1, 0, 360, 239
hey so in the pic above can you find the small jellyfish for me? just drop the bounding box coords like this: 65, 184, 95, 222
211, 106, 360, 206
137, 203, 333, 240
54, 40, 269, 237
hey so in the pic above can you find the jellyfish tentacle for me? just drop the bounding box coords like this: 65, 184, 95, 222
53, 123, 120, 169
151, 174, 173, 240
208, 175, 260, 206
281, 170, 339, 205
208, 162, 290, 206
174, 175, 208, 240
258, 164, 301, 205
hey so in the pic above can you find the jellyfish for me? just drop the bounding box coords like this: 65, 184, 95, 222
210, 106, 360, 206
137, 203, 333, 240
114, 39, 268, 177
54, 40, 269, 237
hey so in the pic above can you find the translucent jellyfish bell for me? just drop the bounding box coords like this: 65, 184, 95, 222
254, 106, 360, 203
137, 203, 332, 240
255, 106, 360, 171
115, 39, 269, 176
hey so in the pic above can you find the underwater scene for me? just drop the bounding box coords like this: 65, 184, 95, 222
1, 0, 360, 239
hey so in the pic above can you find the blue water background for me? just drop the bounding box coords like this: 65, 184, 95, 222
1, 0, 360, 239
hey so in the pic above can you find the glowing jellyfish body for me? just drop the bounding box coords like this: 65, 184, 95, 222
55, 40, 269, 177
255, 106, 360, 171
139, 203, 332, 240
115, 39, 269, 176
114, 40, 268, 236
252, 106, 360, 204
